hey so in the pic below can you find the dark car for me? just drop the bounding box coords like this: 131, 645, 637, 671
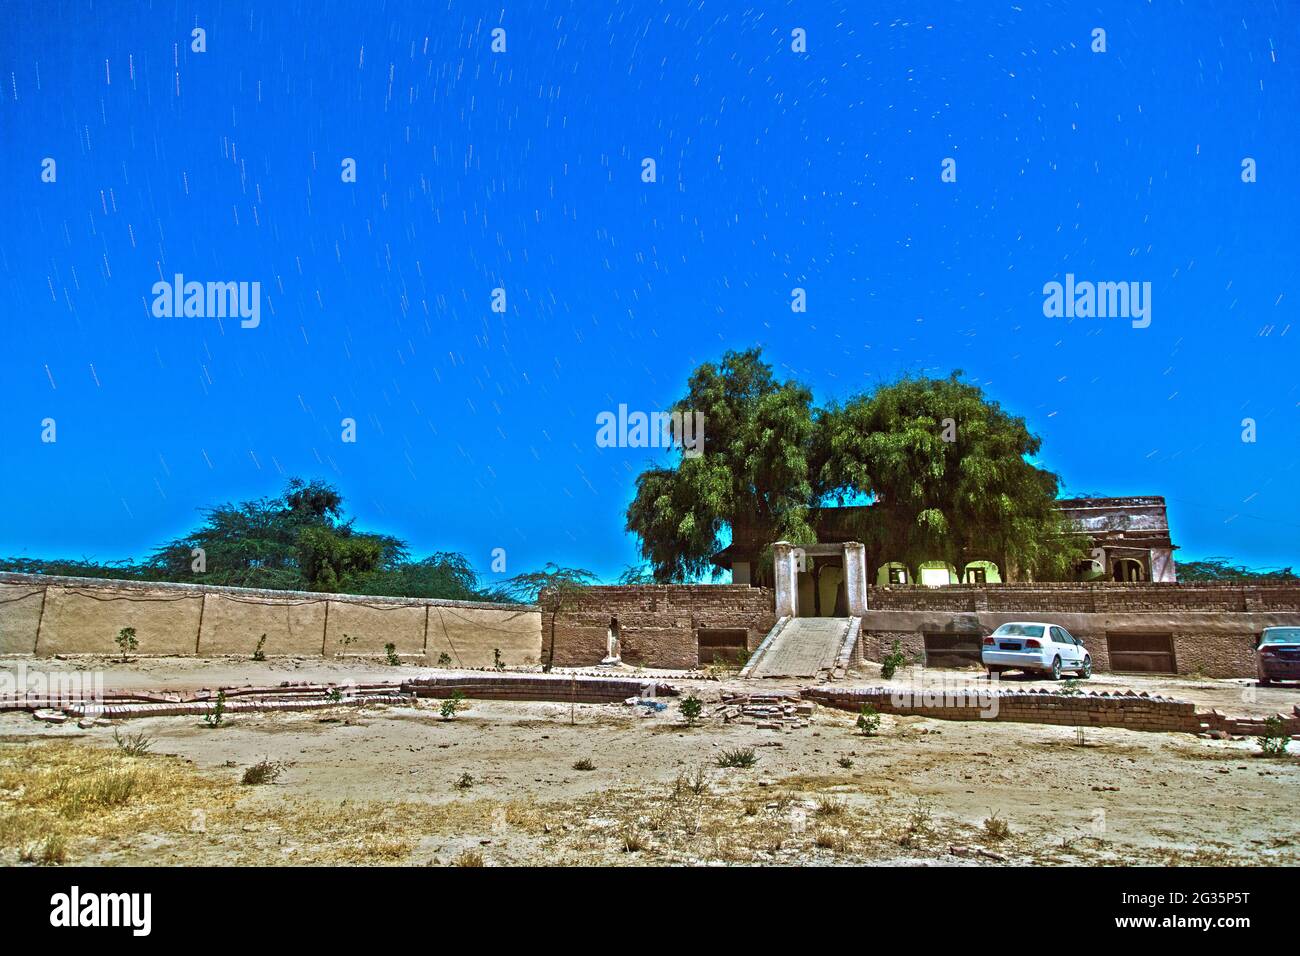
1256, 627, 1300, 685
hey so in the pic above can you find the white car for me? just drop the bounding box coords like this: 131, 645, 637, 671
981, 622, 1092, 680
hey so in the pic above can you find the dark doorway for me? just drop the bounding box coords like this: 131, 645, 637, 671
923, 632, 983, 668
1106, 633, 1176, 673
697, 628, 749, 665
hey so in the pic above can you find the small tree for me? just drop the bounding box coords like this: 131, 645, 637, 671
680, 695, 703, 727
204, 689, 226, 728
856, 704, 881, 737
115, 626, 139, 663
500, 563, 597, 672
440, 691, 465, 720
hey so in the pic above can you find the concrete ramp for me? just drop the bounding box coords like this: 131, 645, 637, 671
743, 617, 856, 679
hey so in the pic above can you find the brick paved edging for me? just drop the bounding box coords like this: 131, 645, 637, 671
403, 671, 678, 703
803, 686, 1300, 737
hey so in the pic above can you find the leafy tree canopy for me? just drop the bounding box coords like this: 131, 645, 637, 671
626, 348, 1085, 583
1176, 557, 1297, 582
2, 478, 487, 600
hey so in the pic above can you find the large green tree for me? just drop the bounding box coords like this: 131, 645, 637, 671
625, 349, 818, 583
814, 373, 1084, 581
626, 350, 1084, 584
3, 478, 486, 600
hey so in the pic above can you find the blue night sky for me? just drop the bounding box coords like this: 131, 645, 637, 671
2, 1, 1297, 585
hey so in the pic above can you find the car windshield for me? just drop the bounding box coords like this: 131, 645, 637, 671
1260, 628, 1300, 645
993, 624, 1044, 638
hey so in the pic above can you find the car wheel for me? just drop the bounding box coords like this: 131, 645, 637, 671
1049, 656, 1062, 681
1080, 657, 1092, 679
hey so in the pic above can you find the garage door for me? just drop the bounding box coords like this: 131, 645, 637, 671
923, 633, 983, 668
1106, 633, 1176, 673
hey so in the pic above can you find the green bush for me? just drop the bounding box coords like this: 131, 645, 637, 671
715, 747, 758, 769
1258, 716, 1292, 757
114, 626, 139, 663
856, 704, 881, 737
880, 641, 908, 680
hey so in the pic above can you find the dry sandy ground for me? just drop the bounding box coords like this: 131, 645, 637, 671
1, 657, 1297, 867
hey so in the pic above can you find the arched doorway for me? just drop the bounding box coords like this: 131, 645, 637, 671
962, 560, 1001, 584
1112, 558, 1146, 582
876, 561, 910, 586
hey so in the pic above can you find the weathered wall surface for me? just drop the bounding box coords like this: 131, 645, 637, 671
549, 581, 1300, 676
546, 585, 776, 669
0, 584, 48, 655
862, 583, 1300, 678
0, 573, 540, 666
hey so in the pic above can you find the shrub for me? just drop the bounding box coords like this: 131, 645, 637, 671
203, 689, 226, 728
20, 833, 67, 865
837, 756, 855, 769
112, 729, 153, 757
437, 652, 453, 667
384, 643, 400, 666
454, 772, 474, 791
680, 695, 703, 726
880, 641, 908, 680
898, 801, 933, 848
814, 829, 848, 852
439, 691, 465, 720
241, 759, 285, 786
572, 758, 595, 771
982, 813, 1011, 842
252, 633, 267, 662
451, 849, 484, 866
1258, 716, 1292, 757
114, 626, 138, 663
493, 648, 505, 671
672, 767, 709, 799
815, 797, 847, 818
619, 826, 647, 853
856, 704, 880, 737
715, 747, 758, 769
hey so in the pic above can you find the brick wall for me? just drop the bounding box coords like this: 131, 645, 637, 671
862, 582, 1300, 678
544, 585, 775, 669
535, 580, 1299, 677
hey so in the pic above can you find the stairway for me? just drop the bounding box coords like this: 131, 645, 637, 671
742, 617, 858, 680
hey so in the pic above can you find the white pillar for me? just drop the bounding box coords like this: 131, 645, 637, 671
773, 541, 799, 618
843, 541, 868, 616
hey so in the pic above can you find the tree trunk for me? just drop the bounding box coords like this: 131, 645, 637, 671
544, 603, 559, 672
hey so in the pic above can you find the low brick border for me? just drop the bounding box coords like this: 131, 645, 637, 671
803, 685, 1300, 737
60, 694, 410, 720
403, 671, 678, 703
